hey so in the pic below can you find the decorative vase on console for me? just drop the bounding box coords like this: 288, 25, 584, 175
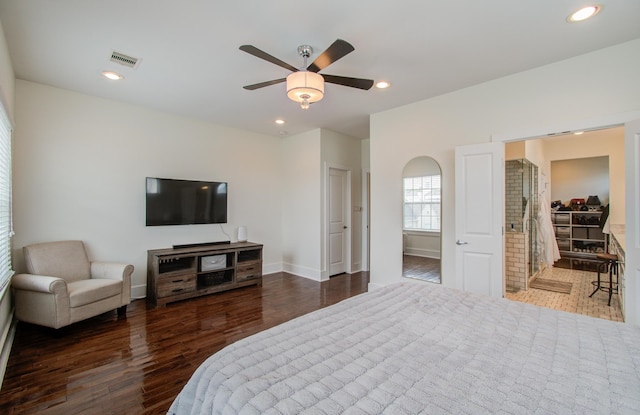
237, 226, 247, 242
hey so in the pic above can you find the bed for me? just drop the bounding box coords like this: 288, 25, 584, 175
168, 283, 640, 414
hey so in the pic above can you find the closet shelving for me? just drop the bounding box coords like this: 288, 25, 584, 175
552, 211, 606, 258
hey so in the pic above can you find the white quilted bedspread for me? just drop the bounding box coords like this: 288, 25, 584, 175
168, 283, 640, 414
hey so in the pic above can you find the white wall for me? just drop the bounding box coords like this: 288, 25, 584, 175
281, 130, 322, 279
370, 39, 640, 291
12, 81, 284, 297
0, 19, 13, 121
361, 139, 370, 171
11, 81, 367, 293
551, 156, 609, 206
280, 128, 365, 281
505, 141, 525, 160
523, 139, 546, 179
321, 129, 363, 275
403, 156, 441, 177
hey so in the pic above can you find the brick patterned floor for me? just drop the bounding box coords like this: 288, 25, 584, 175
505, 266, 623, 322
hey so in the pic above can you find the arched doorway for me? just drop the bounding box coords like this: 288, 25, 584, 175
402, 156, 442, 283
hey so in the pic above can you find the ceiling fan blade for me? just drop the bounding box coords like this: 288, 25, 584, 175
323, 75, 374, 90
307, 39, 355, 73
239, 45, 299, 72
242, 78, 286, 90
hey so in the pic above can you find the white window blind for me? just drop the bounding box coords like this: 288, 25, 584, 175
0, 102, 13, 292
403, 175, 441, 232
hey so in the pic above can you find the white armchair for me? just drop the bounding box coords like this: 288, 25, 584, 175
11, 240, 133, 329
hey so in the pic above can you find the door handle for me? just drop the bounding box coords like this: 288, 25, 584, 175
343, 226, 348, 229
456, 240, 468, 245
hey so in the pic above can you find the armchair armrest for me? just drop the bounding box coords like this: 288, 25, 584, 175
91, 262, 133, 306
90, 262, 134, 281
12, 273, 71, 329
12, 273, 67, 294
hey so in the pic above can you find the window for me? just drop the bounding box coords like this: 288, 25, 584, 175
403, 175, 441, 232
0, 103, 13, 292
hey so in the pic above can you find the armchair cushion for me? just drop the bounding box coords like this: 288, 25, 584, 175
67, 279, 122, 307
24, 240, 91, 283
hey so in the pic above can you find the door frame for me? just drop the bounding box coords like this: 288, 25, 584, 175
623, 118, 640, 326
491, 110, 640, 325
323, 163, 352, 280
362, 169, 371, 272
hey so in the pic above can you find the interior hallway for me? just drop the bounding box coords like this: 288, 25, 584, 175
506, 266, 623, 322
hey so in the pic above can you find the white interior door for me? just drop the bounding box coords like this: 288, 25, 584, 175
329, 168, 348, 276
624, 118, 640, 325
455, 142, 504, 297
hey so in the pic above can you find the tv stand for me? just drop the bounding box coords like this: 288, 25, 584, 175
147, 242, 262, 308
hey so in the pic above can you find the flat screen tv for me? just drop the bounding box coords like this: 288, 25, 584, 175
145, 177, 227, 226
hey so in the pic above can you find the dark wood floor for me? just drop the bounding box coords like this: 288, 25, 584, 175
402, 254, 441, 283
0, 272, 369, 415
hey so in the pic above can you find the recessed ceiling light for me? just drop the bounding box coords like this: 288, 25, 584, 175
567, 5, 601, 22
574, 131, 585, 135
102, 71, 124, 80
275, 119, 285, 125
375, 81, 391, 89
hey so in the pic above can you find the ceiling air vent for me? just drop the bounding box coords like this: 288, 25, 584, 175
109, 51, 140, 69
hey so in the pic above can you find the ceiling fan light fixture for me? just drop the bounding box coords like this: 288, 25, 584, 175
286, 71, 324, 109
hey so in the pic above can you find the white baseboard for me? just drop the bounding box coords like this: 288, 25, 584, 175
131, 284, 147, 300
262, 263, 361, 282
281, 262, 322, 281
262, 262, 282, 276
404, 248, 441, 259
0, 318, 16, 390
0, 282, 14, 389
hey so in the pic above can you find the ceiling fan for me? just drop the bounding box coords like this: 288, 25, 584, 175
239, 39, 374, 109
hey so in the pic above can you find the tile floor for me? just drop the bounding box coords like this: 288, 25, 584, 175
506, 265, 623, 322
403, 255, 623, 322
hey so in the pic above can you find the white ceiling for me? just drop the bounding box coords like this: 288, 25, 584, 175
1, 1, 639, 139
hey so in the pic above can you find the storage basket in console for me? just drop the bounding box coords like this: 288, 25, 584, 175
199, 254, 227, 272
199, 270, 233, 287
